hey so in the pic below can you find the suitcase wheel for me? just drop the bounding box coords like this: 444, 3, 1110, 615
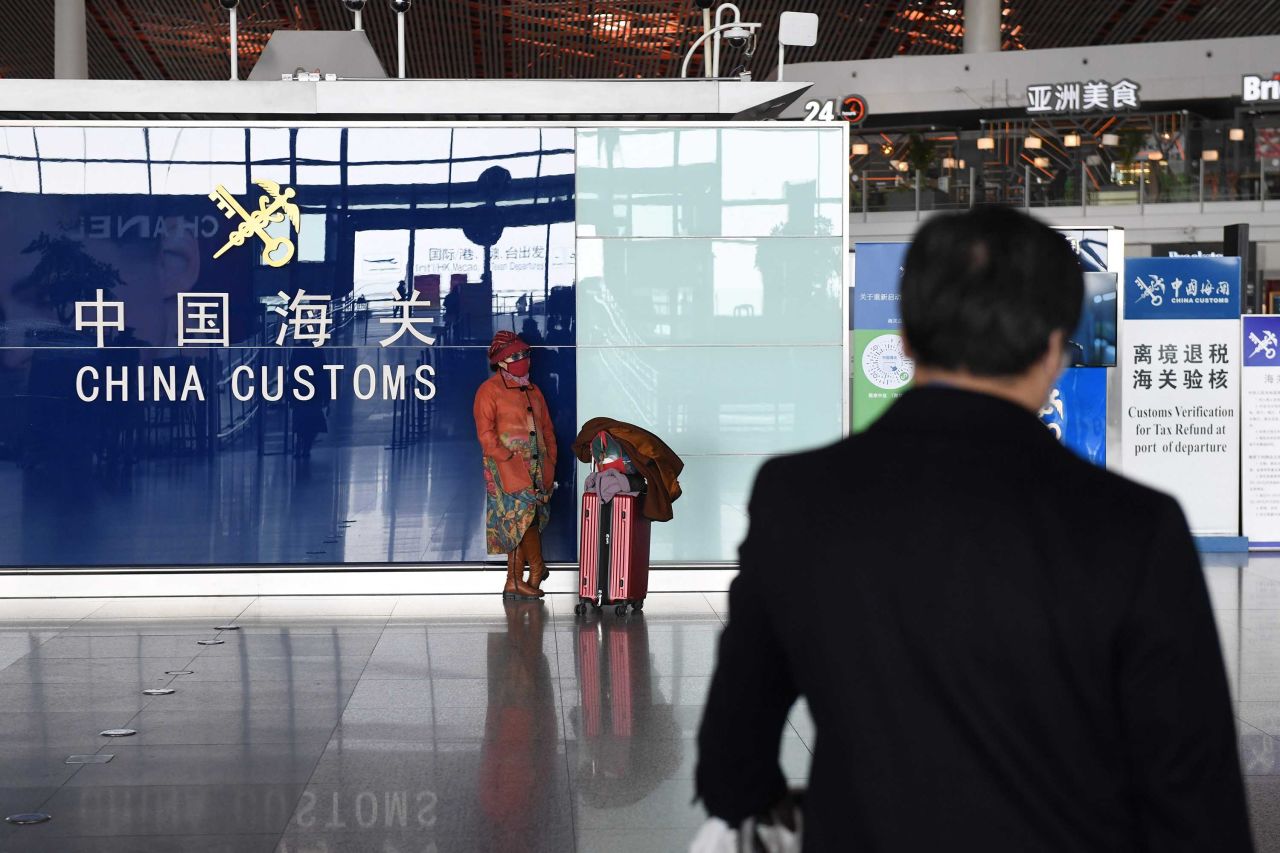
615, 604, 628, 617
574, 603, 584, 616
632, 600, 643, 613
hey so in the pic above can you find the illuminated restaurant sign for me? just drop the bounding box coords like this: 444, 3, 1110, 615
1026, 80, 1141, 115
1243, 74, 1280, 103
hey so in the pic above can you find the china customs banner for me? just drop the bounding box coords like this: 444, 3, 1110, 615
1121, 256, 1242, 536
1244, 316, 1280, 548
851, 243, 911, 432
0, 125, 580, 568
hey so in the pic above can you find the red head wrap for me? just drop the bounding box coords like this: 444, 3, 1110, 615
488, 330, 529, 365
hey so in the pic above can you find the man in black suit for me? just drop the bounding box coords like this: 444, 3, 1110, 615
695, 206, 1252, 851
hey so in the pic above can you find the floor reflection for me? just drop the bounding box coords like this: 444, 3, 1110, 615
569, 613, 682, 812
481, 601, 559, 851
5, 568, 1280, 852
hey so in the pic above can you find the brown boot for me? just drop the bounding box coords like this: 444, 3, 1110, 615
503, 548, 543, 599
521, 525, 549, 592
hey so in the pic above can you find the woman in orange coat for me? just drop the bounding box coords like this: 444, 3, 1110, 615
474, 331, 557, 599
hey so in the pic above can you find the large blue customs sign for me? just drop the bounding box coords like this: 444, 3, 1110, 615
0, 125, 577, 567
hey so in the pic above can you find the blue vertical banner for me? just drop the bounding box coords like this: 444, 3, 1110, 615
1243, 315, 1280, 548
1036, 229, 1119, 466
851, 242, 910, 431
1122, 256, 1242, 536
1041, 367, 1108, 465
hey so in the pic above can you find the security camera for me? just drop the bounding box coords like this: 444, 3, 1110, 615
343, 0, 367, 10
723, 25, 752, 49
694, 0, 715, 8
389, 0, 412, 11
219, 0, 239, 8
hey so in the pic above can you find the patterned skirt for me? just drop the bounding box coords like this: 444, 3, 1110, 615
483, 453, 550, 555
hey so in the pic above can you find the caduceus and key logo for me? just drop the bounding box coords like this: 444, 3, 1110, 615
208, 179, 301, 268
1250, 329, 1278, 361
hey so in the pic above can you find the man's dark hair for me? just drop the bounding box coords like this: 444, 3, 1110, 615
900, 205, 1084, 376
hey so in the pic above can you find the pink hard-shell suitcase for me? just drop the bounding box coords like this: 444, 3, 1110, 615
576, 490, 650, 616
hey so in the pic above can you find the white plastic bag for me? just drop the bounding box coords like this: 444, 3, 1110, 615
689, 811, 803, 853
689, 818, 738, 853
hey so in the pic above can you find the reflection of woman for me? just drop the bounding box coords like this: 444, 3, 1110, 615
480, 600, 557, 850
473, 331, 556, 599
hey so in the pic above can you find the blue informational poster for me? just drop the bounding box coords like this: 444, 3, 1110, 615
851, 243, 906, 331
1040, 367, 1108, 465
851, 242, 910, 431
1243, 315, 1280, 547
1244, 316, 1280, 368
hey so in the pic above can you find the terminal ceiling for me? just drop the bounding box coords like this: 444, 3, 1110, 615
2, 1, 1279, 81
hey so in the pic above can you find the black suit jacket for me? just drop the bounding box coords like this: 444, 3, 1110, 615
696, 386, 1251, 852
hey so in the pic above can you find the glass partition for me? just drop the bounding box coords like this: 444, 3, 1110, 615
0, 122, 851, 569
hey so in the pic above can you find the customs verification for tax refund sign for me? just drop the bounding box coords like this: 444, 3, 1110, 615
1121, 256, 1242, 536
1244, 316, 1280, 548
851, 242, 912, 432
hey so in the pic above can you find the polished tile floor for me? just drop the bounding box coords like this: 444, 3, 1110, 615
0, 557, 1277, 852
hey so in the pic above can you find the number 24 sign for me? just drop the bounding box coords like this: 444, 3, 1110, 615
803, 94, 867, 124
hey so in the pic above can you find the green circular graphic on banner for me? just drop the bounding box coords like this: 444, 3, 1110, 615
861, 334, 914, 390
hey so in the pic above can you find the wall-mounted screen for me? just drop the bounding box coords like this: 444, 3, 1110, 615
1069, 271, 1119, 367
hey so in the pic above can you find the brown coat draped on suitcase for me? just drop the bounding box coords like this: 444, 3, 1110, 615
571, 418, 684, 522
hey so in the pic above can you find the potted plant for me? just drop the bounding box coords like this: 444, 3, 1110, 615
903, 133, 938, 185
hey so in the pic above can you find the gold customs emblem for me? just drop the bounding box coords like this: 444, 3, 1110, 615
209, 179, 301, 268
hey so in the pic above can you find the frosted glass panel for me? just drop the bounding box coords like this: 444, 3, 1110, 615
85, 163, 149, 194
84, 127, 148, 160
721, 128, 845, 205
578, 237, 843, 346
576, 127, 845, 238
574, 124, 848, 565
576, 346, 842, 456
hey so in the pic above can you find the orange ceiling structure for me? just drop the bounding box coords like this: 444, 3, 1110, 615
1, 1, 1278, 82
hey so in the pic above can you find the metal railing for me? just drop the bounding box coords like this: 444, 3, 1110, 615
852, 153, 1276, 219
